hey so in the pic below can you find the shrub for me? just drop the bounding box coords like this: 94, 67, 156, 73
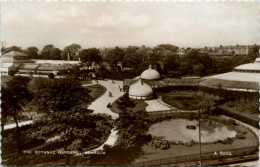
48, 73, 55, 79
123, 85, 130, 92
8, 70, 15, 76
236, 134, 246, 139
219, 107, 259, 128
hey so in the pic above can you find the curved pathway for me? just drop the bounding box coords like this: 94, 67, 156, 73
83, 80, 124, 153
4, 120, 33, 130
87, 80, 124, 119
83, 129, 118, 154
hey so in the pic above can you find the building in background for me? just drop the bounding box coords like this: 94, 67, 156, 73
1, 51, 34, 73
200, 57, 260, 92
177, 48, 186, 55
1, 51, 80, 75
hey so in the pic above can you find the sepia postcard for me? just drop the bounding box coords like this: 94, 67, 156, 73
1, 0, 259, 166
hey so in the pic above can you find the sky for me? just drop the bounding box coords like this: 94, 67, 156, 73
1, 1, 259, 50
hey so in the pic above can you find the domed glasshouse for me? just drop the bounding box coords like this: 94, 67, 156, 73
129, 79, 154, 99
140, 65, 161, 80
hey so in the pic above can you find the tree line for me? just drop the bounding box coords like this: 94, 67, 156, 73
2, 44, 259, 78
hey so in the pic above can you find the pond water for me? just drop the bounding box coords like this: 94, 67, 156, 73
149, 119, 237, 143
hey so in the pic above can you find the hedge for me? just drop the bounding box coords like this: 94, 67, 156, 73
218, 107, 259, 129
155, 85, 258, 128
155, 85, 258, 101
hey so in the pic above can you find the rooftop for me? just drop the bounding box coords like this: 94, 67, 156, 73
19, 63, 40, 70
140, 65, 161, 80
2, 51, 27, 57
208, 51, 234, 56
200, 72, 260, 90
129, 79, 153, 97
32, 59, 79, 65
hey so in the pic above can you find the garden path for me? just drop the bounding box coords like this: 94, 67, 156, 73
83, 128, 118, 154
145, 99, 174, 112
4, 120, 33, 130
82, 79, 124, 153
87, 80, 124, 119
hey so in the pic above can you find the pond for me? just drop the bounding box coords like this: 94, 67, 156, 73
149, 118, 237, 143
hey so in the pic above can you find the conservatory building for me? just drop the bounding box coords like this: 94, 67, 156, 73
129, 79, 154, 99
200, 58, 260, 92
140, 65, 161, 80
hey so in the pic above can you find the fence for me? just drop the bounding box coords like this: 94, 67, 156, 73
148, 109, 198, 115
132, 146, 258, 166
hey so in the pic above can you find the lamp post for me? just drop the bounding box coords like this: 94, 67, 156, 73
199, 107, 202, 166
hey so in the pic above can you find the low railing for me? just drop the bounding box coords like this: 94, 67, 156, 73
132, 147, 258, 166
148, 109, 198, 115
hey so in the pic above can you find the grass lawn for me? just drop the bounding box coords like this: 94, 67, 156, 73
220, 99, 259, 121
80, 80, 93, 85
157, 90, 209, 111
110, 99, 148, 113
1, 75, 13, 87
157, 90, 205, 97
162, 96, 199, 111
85, 84, 106, 101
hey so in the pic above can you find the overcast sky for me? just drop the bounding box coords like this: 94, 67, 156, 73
1, 1, 259, 50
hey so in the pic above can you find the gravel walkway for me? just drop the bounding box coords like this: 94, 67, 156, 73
88, 80, 124, 119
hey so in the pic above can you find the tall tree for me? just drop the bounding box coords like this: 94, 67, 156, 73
157, 44, 178, 52
164, 54, 180, 73
198, 95, 217, 115
116, 92, 136, 113
125, 46, 139, 55
193, 64, 205, 76
1, 46, 23, 54
24, 46, 39, 59
39, 44, 53, 59
66, 64, 82, 80
114, 92, 149, 149
61, 44, 81, 61
2, 76, 32, 153
28, 77, 49, 93
40, 44, 61, 60
103, 100, 149, 165
30, 78, 112, 164
1, 87, 17, 130
249, 45, 260, 58
33, 78, 91, 113
106, 46, 125, 68
122, 52, 142, 68
80, 48, 102, 65
96, 65, 109, 79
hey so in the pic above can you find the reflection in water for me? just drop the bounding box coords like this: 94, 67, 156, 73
149, 119, 236, 143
